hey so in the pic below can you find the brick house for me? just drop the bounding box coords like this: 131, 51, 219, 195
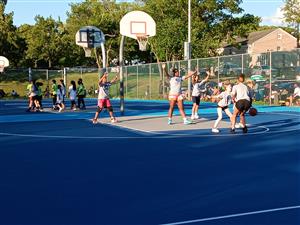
220, 28, 297, 55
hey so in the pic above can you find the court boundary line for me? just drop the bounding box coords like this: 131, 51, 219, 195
160, 205, 300, 225
0, 112, 299, 139
0, 125, 273, 139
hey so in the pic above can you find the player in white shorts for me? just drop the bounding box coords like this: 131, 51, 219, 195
162, 64, 197, 125
231, 74, 252, 133
211, 84, 233, 133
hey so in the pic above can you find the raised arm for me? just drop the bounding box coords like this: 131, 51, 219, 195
202, 71, 210, 82
184, 68, 198, 80
111, 75, 119, 84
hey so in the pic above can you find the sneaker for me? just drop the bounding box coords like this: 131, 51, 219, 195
183, 119, 192, 125
242, 126, 248, 133
230, 128, 236, 134
58, 108, 63, 112
168, 118, 172, 125
191, 115, 195, 120
111, 118, 118, 123
212, 128, 220, 133
235, 123, 244, 129
194, 114, 199, 119
92, 118, 98, 124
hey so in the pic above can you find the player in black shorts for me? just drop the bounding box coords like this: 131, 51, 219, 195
231, 74, 252, 133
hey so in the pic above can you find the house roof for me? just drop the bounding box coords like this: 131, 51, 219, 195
222, 29, 277, 47
247, 29, 276, 44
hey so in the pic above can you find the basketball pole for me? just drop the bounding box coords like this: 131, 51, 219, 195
119, 35, 125, 115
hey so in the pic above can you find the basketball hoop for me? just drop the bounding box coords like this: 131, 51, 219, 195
0, 60, 6, 73
136, 35, 149, 51
0, 56, 9, 73
83, 47, 92, 57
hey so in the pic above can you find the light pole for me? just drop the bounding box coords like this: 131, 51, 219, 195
185, 0, 192, 99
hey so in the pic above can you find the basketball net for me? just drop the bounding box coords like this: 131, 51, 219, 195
136, 35, 149, 51
0, 60, 5, 73
83, 47, 92, 57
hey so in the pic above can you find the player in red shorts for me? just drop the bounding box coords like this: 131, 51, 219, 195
92, 72, 118, 124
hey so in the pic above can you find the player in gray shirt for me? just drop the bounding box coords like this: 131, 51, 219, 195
231, 74, 252, 133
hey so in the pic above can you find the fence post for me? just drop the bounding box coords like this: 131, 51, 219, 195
125, 66, 128, 98
269, 50, 272, 106
136, 65, 139, 99
46, 69, 49, 81
242, 54, 244, 74
28, 67, 32, 81
63, 68, 67, 87
149, 64, 152, 99
217, 57, 220, 85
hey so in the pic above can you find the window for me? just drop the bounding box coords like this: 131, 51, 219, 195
277, 33, 282, 40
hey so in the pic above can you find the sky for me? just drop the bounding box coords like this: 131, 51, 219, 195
4, 0, 287, 27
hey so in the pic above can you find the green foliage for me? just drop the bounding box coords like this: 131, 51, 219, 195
0, 4, 25, 67
19, 16, 67, 68
1, 0, 260, 69
283, 0, 300, 24
143, 0, 260, 61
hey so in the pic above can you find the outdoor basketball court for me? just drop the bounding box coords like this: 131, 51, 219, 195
0, 99, 299, 225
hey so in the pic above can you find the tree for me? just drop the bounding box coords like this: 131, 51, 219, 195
0, 4, 25, 67
23, 16, 66, 68
65, 0, 141, 68
283, 0, 300, 48
0, 0, 7, 6
142, 0, 260, 62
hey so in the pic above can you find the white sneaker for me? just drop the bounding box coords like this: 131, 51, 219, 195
191, 115, 195, 120
212, 128, 220, 133
111, 118, 118, 123
92, 119, 98, 124
235, 123, 244, 129
194, 114, 199, 119
58, 108, 63, 112
168, 118, 172, 125
183, 119, 192, 125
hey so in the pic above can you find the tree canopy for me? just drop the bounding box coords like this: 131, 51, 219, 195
0, 0, 285, 69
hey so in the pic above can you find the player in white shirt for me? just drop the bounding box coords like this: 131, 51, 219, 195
211, 84, 233, 133
56, 84, 65, 112
92, 72, 118, 124
289, 83, 300, 106
231, 74, 252, 133
191, 69, 210, 120
68, 80, 77, 110
162, 64, 197, 125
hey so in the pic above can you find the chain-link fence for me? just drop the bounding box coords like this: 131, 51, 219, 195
1, 49, 300, 106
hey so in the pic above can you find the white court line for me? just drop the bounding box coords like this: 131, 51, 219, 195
0, 112, 299, 139
0, 125, 269, 139
160, 205, 300, 225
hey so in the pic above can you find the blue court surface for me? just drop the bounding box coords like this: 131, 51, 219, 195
0, 99, 299, 225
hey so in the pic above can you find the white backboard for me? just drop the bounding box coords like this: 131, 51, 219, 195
0, 56, 9, 67
120, 11, 156, 40
75, 26, 105, 48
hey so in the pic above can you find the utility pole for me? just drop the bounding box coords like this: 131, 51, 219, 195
185, 0, 192, 99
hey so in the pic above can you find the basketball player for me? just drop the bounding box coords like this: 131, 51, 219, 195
162, 64, 197, 125
231, 74, 252, 133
